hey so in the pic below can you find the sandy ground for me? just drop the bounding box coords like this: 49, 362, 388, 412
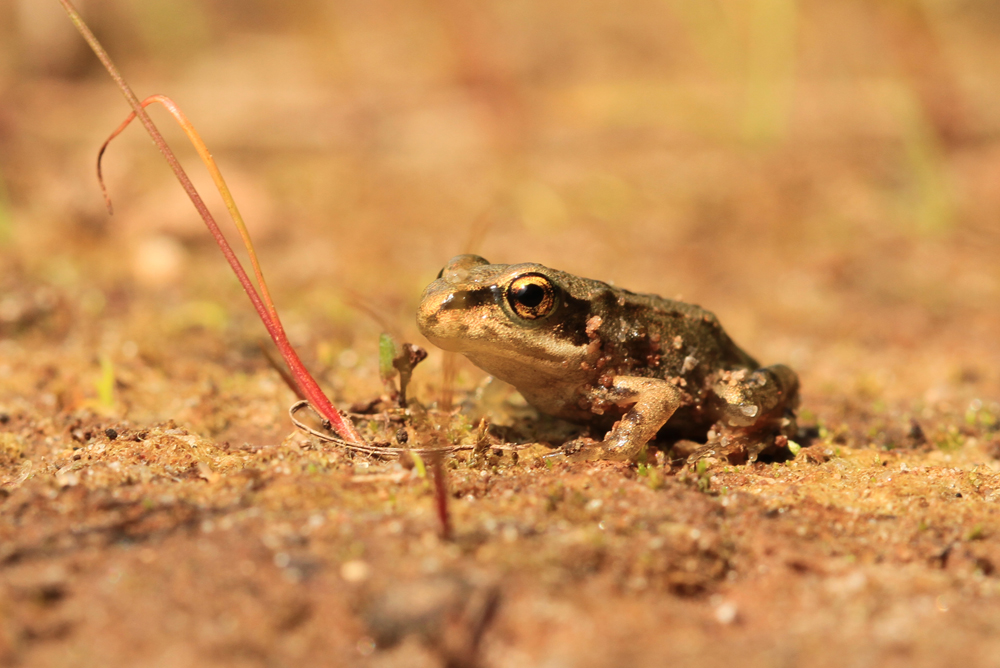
2, 1, 1000, 666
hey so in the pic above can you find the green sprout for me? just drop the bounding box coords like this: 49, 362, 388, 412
96, 355, 115, 409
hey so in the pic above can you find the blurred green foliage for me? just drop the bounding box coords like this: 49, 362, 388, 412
0, 0, 998, 314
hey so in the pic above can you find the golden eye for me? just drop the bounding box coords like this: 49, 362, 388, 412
506, 274, 557, 320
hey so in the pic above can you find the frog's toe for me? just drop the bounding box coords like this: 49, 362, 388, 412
561, 437, 606, 462
669, 439, 704, 461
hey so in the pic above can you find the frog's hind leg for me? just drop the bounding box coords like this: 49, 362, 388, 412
706, 364, 799, 462
712, 365, 799, 427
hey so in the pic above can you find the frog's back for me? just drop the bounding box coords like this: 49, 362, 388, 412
569, 280, 759, 386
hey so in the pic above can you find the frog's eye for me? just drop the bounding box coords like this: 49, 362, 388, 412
506, 274, 557, 320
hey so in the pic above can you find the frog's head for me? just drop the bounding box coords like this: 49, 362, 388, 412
416, 255, 595, 386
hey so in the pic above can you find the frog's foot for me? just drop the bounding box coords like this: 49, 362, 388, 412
704, 415, 798, 464
680, 428, 749, 466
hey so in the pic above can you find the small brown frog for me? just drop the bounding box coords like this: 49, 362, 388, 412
417, 255, 799, 462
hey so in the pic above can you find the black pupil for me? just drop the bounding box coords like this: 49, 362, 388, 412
514, 283, 545, 308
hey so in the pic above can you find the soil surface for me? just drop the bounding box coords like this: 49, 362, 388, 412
2, 2, 1000, 667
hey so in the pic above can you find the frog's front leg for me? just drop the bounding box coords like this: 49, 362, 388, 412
565, 376, 685, 462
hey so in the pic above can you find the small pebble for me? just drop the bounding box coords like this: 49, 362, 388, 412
341, 560, 372, 583
714, 600, 739, 625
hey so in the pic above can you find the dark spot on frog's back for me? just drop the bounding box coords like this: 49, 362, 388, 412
549, 291, 594, 347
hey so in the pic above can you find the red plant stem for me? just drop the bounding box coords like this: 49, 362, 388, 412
429, 452, 453, 541
97, 94, 280, 326
58, 0, 363, 444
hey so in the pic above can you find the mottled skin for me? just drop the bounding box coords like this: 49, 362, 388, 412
417, 255, 799, 461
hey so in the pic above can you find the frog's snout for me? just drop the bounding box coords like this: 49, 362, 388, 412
416, 287, 445, 335
415, 284, 464, 345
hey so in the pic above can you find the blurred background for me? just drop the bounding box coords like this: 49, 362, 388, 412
0, 0, 998, 430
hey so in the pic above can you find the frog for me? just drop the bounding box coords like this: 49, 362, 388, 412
416, 254, 799, 462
